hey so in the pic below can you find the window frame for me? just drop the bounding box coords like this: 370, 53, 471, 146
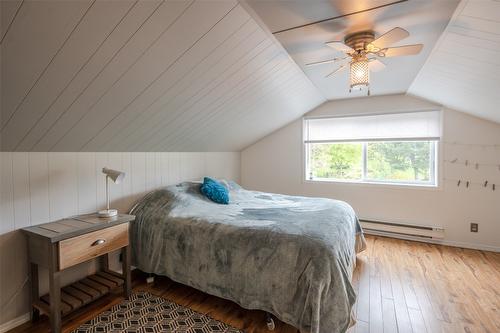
302, 114, 442, 189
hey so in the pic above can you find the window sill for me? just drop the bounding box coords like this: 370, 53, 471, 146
303, 178, 441, 191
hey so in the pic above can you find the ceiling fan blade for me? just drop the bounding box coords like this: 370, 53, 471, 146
305, 56, 349, 67
369, 58, 386, 72
384, 44, 423, 57
325, 41, 354, 53
370, 27, 409, 49
325, 64, 348, 78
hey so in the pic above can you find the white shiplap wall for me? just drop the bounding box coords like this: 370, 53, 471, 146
0, 151, 239, 327
0, 151, 240, 233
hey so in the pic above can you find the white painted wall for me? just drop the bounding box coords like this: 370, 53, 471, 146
0, 151, 240, 327
242, 94, 500, 251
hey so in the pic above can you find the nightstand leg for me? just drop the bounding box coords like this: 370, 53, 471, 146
29, 263, 40, 322
101, 253, 109, 271
122, 245, 131, 298
49, 244, 61, 333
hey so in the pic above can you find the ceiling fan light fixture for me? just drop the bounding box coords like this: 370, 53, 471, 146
349, 56, 370, 91
305, 27, 421, 96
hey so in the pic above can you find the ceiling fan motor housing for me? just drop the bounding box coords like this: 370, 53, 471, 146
344, 31, 376, 52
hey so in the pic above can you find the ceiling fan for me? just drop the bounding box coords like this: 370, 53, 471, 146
305, 27, 423, 95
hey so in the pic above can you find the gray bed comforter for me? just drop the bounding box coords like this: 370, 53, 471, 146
130, 181, 366, 333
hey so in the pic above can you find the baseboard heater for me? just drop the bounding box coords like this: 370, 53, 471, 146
359, 219, 445, 239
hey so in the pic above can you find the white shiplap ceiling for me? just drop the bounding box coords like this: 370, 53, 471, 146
246, 0, 500, 124
1, 0, 497, 153
0, 0, 324, 152
409, 0, 500, 124
246, 0, 460, 100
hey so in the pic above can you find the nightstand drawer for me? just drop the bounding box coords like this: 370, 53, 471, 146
58, 223, 129, 270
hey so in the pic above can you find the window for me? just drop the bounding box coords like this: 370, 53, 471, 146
304, 111, 441, 186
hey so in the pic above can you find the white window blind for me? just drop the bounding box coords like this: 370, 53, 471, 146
304, 111, 441, 143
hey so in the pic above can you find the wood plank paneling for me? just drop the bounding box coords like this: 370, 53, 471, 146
83, 5, 251, 152
0, 0, 23, 44
107, 153, 124, 210
103, 18, 263, 151
160, 153, 169, 186
12, 153, 31, 229
120, 152, 133, 212
1, 0, 137, 151
169, 152, 181, 186
175, 64, 304, 151
0, 0, 92, 129
0, 1, 324, 152
137, 41, 279, 151
28, 153, 50, 226
0, 152, 15, 233
94, 153, 108, 212
18, 0, 163, 152
30, 0, 195, 151
48, 153, 78, 220
145, 152, 155, 192
153, 153, 163, 188
76, 152, 97, 215
410, 0, 500, 124
54, 1, 237, 151
130, 152, 146, 202
0, 151, 238, 236
157, 53, 292, 151
114, 26, 269, 152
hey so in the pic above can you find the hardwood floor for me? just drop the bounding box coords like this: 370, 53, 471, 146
10, 235, 500, 333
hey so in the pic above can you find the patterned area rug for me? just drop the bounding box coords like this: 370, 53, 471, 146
72, 291, 243, 333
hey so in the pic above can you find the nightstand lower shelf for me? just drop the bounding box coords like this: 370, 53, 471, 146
33, 271, 124, 316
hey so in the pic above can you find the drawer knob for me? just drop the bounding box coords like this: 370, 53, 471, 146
91, 239, 106, 246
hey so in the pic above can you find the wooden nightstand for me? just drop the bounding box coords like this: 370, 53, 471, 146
22, 213, 135, 333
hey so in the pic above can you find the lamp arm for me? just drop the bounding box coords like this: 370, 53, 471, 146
106, 175, 110, 211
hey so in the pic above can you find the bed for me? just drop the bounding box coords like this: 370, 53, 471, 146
130, 181, 366, 333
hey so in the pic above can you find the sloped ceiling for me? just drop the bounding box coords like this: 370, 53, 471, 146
246, 0, 500, 125
245, 0, 460, 99
2, 1, 496, 153
0, 0, 324, 152
409, 0, 500, 124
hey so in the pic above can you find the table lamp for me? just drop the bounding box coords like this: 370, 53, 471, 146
98, 167, 125, 218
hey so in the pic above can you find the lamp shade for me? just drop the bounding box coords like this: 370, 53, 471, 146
350, 57, 369, 90
102, 167, 125, 184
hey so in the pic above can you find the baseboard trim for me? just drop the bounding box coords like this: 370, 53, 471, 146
0, 313, 30, 333
364, 230, 500, 252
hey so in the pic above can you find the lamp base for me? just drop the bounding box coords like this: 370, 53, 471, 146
98, 209, 118, 218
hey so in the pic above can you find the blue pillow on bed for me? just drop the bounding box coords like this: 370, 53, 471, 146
200, 177, 229, 204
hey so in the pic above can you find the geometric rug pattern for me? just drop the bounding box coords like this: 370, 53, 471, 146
71, 291, 243, 333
